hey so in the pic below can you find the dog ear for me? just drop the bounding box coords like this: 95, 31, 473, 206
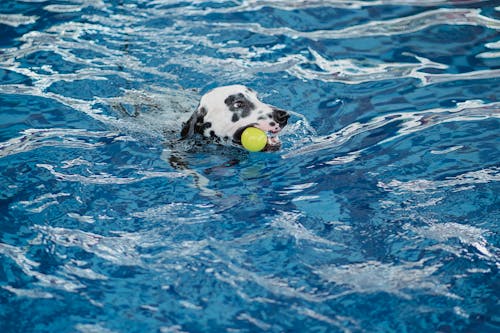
181, 111, 198, 139
181, 106, 207, 139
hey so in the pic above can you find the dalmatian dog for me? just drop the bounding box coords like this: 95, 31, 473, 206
180, 85, 290, 151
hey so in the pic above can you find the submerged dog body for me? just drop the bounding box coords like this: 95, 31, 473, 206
181, 85, 289, 151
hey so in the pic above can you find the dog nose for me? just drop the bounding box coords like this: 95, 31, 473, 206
273, 109, 290, 125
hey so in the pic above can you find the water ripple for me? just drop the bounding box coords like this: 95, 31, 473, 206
35, 225, 143, 266
0, 128, 118, 159
0, 13, 38, 27
157, 0, 489, 13
314, 259, 459, 300
200, 8, 499, 40
283, 100, 500, 159
288, 49, 500, 85
131, 202, 221, 224
17, 192, 71, 213
0, 241, 85, 294
271, 211, 341, 247
36, 163, 184, 185
414, 222, 497, 259
378, 166, 500, 193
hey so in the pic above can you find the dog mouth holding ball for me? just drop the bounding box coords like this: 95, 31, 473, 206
181, 85, 290, 152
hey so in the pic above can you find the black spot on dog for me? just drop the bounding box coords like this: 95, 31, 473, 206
232, 114, 239, 123
225, 93, 255, 119
272, 108, 290, 126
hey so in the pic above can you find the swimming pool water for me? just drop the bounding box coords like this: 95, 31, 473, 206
1, 1, 499, 332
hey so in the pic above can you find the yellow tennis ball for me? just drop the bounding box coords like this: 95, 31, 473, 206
241, 127, 267, 152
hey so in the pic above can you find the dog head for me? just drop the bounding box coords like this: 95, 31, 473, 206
181, 85, 289, 151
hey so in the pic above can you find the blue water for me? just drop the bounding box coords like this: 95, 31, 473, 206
1, 1, 499, 332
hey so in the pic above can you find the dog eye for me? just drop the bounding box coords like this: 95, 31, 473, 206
233, 101, 244, 109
